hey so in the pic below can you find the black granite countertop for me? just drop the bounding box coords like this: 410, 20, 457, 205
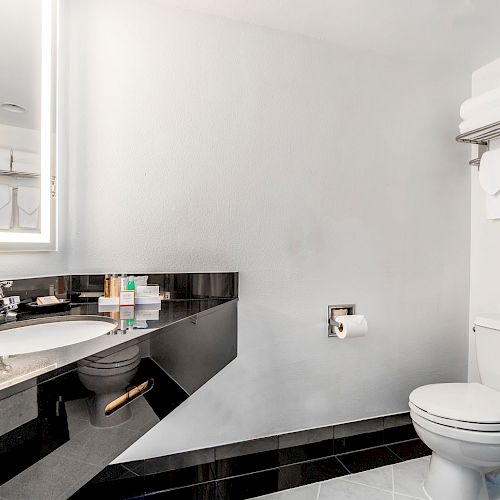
0, 297, 236, 396
15, 297, 232, 331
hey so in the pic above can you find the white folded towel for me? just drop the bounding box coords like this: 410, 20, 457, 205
12, 151, 40, 175
13, 151, 39, 164
461, 87, 500, 120
17, 186, 40, 230
11, 162, 40, 175
0, 185, 13, 229
459, 106, 500, 134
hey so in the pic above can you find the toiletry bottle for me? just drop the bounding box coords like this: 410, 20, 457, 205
104, 274, 111, 298
120, 274, 128, 291
127, 276, 135, 291
110, 274, 120, 297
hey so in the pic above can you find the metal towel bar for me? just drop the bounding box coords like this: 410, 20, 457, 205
456, 120, 500, 169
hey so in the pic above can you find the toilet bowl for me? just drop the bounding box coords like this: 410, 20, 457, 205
409, 314, 500, 500
77, 345, 141, 428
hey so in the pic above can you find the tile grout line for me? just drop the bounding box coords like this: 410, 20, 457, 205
122, 464, 140, 477
333, 455, 351, 475
385, 445, 405, 463
334, 439, 416, 458
315, 481, 321, 500
341, 473, 395, 495
392, 464, 395, 500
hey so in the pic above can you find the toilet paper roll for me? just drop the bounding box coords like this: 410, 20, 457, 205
334, 315, 368, 339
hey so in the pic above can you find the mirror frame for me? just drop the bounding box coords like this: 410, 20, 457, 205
0, 0, 57, 252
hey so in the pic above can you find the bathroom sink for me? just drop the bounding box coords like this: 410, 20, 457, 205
0, 316, 118, 356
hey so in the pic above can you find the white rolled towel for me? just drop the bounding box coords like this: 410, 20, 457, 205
479, 149, 500, 220
11, 162, 40, 175
17, 186, 40, 230
461, 87, 500, 121
459, 106, 500, 134
479, 149, 500, 195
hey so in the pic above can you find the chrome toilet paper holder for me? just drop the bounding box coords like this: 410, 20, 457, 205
328, 304, 355, 337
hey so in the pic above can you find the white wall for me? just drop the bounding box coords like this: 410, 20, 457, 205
67, 0, 470, 455
468, 57, 500, 382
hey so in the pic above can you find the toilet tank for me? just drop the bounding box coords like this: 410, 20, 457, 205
475, 314, 500, 391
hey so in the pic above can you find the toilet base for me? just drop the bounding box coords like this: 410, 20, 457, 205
425, 452, 484, 500
87, 393, 132, 428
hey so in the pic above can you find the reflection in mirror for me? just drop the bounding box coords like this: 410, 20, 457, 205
0, 0, 56, 249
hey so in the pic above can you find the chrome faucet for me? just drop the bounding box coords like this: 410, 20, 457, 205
0, 281, 18, 323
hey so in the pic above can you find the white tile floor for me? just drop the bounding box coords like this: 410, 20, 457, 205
253, 456, 500, 500
252, 457, 431, 500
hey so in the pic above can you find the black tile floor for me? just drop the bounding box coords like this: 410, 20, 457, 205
73, 432, 431, 499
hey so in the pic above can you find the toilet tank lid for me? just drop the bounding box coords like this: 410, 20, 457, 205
475, 314, 500, 331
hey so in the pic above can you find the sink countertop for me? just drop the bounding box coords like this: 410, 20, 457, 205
0, 298, 235, 396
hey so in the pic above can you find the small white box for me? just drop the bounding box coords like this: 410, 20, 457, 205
119, 290, 135, 306
136, 285, 160, 298
135, 296, 161, 305
98, 297, 119, 306
120, 306, 135, 319
135, 309, 160, 321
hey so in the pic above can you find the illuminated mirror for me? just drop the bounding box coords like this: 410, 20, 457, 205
0, 0, 57, 251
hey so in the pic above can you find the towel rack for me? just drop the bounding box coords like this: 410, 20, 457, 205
0, 170, 39, 179
0, 150, 39, 178
456, 120, 500, 169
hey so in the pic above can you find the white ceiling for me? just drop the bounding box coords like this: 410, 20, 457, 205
0, 0, 41, 130
154, 0, 500, 70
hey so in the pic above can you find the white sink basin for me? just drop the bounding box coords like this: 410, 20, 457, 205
0, 316, 118, 356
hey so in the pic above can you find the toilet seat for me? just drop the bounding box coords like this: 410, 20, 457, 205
410, 383, 500, 431
77, 345, 140, 372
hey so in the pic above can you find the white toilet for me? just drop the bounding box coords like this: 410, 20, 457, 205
77, 344, 141, 428
409, 314, 500, 500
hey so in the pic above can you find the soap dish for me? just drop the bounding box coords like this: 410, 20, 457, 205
25, 299, 71, 314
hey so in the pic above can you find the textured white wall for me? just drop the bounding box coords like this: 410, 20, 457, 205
65, 0, 470, 454
469, 58, 500, 382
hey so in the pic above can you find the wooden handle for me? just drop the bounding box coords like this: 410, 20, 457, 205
104, 380, 152, 416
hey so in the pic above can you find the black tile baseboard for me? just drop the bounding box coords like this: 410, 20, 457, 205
275, 456, 348, 490
336, 446, 402, 474
388, 438, 431, 461
334, 429, 384, 454
215, 449, 279, 480
278, 439, 334, 467
74, 412, 425, 499
145, 481, 217, 499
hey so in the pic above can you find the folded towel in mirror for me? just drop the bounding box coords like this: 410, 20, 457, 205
0, 185, 13, 229
17, 186, 40, 230
0, 149, 11, 171
12, 151, 40, 174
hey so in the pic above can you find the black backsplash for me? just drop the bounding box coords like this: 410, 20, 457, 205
6, 273, 238, 304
